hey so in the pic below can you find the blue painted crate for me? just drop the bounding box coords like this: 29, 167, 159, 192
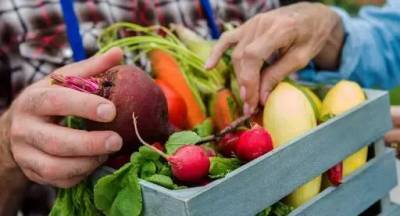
93, 89, 398, 216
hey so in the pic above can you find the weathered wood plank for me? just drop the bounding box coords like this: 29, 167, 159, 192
289, 149, 397, 216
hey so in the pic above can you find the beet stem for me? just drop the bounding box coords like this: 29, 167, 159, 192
196, 108, 259, 145
132, 113, 169, 159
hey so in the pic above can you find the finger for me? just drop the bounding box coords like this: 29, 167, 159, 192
391, 106, 400, 127
13, 142, 108, 181
238, 58, 263, 115
56, 47, 123, 77
205, 29, 240, 69
385, 129, 400, 143
23, 168, 85, 188
259, 49, 309, 105
20, 119, 122, 156
21, 87, 116, 122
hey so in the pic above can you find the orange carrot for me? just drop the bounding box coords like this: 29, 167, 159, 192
149, 50, 206, 128
211, 89, 239, 131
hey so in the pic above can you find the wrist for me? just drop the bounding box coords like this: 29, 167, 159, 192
313, 4, 345, 71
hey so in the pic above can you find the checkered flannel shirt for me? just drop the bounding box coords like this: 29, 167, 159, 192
0, 0, 280, 113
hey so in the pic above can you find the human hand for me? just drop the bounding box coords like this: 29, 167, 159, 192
1, 48, 124, 188
206, 2, 343, 114
385, 106, 400, 145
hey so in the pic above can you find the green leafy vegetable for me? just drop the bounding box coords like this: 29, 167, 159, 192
256, 202, 294, 216
145, 174, 176, 189
140, 161, 157, 179
193, 118, 213, 137
62, 116, 86, 129
209, 157, 241, 179
94, 146, 177, 216
50, 180, 98, 216
165, 131, 201, 154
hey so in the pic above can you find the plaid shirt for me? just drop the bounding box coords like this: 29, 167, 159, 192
0, 0, 279, 112
0, 1, 279, 215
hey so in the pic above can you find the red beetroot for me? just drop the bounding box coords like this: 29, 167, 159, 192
105, 154, 130, 169
235, 126, 273, 162
51, 65, 172, 153
217, 131, 245, 157
155, 79, 188, 129
327, 162, 343, 186
133, 114, 210, 184
152, 142, 165, 152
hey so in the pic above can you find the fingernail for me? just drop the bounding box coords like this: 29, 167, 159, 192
98, 155, 109, 163
204, 58, 212, 69
97, 103, 115, 121
105, 135, 122, 152
240, 86, 246, 100
243, 103, 250, 115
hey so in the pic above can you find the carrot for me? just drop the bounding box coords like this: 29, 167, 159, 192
150, 49, 206, 128
211, 89, 240, 131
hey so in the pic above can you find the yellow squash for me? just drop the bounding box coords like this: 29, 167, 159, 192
320, 80, 367, 177
263, 82, 321, 208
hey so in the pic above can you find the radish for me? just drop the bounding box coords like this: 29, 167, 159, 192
327, 162, 343, 186
51, 65, 172, 153
235, 126, 273, 162
217, 130, 245, 157
132, 113, 210, 184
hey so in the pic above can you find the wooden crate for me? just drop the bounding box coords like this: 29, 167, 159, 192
93, 89, 400, 216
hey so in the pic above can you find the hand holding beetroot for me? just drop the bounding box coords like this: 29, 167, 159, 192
2, 48, 124, 188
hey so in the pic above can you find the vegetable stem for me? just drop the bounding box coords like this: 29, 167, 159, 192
132, 113, 169, 159
197, 108, 259, 145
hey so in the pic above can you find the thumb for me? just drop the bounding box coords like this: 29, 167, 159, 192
54, 47, 123, 77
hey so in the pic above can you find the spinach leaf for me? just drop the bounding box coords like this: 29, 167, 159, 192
165, 131, 201, 155
209, 157, 241, 179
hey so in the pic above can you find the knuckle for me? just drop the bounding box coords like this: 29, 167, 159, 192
243, 46, 258, 59
232, 49, 243, 61
82, 133, 102, 154
281, 16, 297, 27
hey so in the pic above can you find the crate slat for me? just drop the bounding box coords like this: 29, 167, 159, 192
289, 149, 397, 216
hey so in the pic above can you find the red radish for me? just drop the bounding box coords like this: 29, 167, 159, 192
152, 142, 165, 152
133, 113, 210, 184
169, 145, 210, 182
155, 79, 188, 129
327, 162, 343, 186
217, 130, 245, 157
51, 65, 172, 153
235, 126, 273, 161
105, 154, 130, 169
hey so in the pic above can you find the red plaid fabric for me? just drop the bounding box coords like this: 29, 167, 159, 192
0, 0, 279, 112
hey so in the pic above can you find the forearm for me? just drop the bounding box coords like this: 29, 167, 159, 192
0, 111, 28, 216
313, 7, 345, 71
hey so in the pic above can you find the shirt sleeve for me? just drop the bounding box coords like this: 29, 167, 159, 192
298, 0, 400, 90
